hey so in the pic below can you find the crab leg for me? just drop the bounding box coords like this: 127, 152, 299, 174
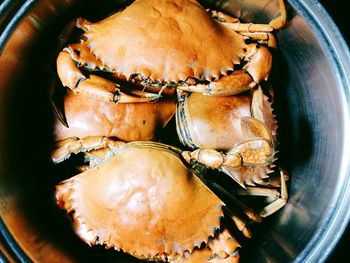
57, 51, 159, 103
259, 170, 288, 217
251, 87, 278, 140
234, 170, 288, 218
243, 44, 272, 84
177, 43, 271, 96
182, 148, 241, 169
221, 22, 273, 33
177, 70, 256, 96
208, 9, 239, 23
72, 74, 159, 103
75, 17, 93, 32
211, 182, 262, 223
218, 21, 278, 47
240, 116, 273, 143
182, 137, 273, 170
229, 138, 273, 165
182, 116, 274, 169
56, 50, 86, 90
210, 0, 286, 31
224, 207, 252, 239
52, 136, 126, 163
241, 32, 278, 48
269, 0, 287, 30
235, 187, 280, 199
65, 43, 104, 71
222, 164, 275, 189
208, 9, 272, 32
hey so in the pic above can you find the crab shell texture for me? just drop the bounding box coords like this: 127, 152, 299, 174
176, 89, 277, 151
55, 142, 230, 261
54, 91, 176, 142
175, 229, 240, 262
80, 0, 246, 82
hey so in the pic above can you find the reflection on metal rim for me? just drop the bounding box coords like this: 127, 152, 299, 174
0, 219, 30, 262
287, 0, 350, 262
0, 0, 38, 53
0, 0, 350, 262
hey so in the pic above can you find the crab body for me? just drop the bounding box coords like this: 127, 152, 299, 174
56, 0, 282, 102
176, 87, 277, 151
176, 87, 278, 185
77, 0, 245, 82
54, 91, 176, 142
54, 139, 245, 262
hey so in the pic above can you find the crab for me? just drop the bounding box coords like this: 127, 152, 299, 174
176, 87, 277, 151
52, 0, 289, 260
54, 90, 176, 142
56, 0, 287, 102
176, 87, 288, 217
52, 137, 275, 262
176, 87, 278, 183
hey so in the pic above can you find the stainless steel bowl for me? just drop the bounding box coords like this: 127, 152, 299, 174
1, 0, 350, 262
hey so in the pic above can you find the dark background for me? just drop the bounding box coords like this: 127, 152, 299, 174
0, 1, 348, 262
319, 1, 349, 262
320, 1, 349, 46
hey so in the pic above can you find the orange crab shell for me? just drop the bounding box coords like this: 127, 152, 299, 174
55, 143, 225, 260
81, 0, 246, 82
54, 91, 176, 142
176, 90, 277, 151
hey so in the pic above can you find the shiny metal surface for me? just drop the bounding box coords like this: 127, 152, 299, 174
1, 0, 350, 262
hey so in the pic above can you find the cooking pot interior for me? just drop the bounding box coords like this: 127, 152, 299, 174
0, 0, 349, 262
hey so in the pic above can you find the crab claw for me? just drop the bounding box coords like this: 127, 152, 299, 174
228, 138, 273, 166
177, 44, 272, 96
65, 43, 104, 71
182, 136, 273, 171
72, 75, 160, 103
56, 50, 86, 90
177, 70, 256, 96
211, 0, 287, 31
241, 116, 273, 142
182, 148, 242, 169
243, 44, 272, 84
269, 0, 287, 30
251, 86, 278, 140
57, 49, 159, 103
51, 136, 126, 163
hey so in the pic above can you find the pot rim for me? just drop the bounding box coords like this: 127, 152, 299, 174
0, 0, 38, 53
1, 0, 350, 262
286, 0, 350, 262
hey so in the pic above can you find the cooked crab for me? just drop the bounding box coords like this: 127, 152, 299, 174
53, 138, 269, 262
51, 0, 289, 260
176, 87, 278, 182
54, 90, 176, 142
176, 87, 288, 216
176, 87, 277, 151
56, 0, 286, 102
52, 113, 274, 169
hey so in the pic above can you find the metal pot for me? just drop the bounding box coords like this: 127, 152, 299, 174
1, 0, 350, 262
